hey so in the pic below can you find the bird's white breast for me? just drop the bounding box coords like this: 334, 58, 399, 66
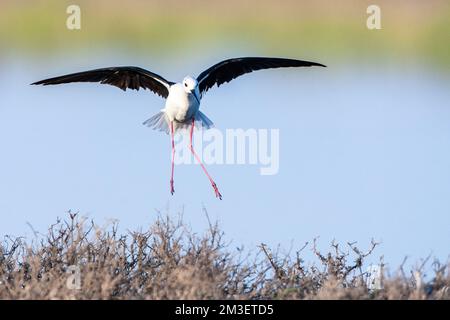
164, 83, 200, 123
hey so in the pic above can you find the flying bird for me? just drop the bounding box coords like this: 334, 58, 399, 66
32, 57, 326, 199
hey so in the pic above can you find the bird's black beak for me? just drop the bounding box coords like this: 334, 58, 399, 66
192, 90, 200, 104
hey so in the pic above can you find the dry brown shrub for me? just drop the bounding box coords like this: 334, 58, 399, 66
0, 213, 448, 300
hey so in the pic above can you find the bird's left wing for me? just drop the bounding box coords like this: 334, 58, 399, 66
32, 66, 174, 98
197, 57, 326, 96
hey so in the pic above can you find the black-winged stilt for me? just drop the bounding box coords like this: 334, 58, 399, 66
32, 57, 325, 199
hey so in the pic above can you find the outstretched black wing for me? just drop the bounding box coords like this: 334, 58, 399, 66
32, 66, 174, 98
197, 57, 326, 95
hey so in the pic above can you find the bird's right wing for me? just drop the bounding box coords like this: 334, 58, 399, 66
32, 66, 174, 98
196, 57, 326, 96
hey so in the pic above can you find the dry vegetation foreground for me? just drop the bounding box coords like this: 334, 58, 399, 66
0, 213, 448, 300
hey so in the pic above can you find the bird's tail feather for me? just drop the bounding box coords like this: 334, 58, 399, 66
195, 111, 214, 130
143, 111, 214, 134
143, 111, 170, 134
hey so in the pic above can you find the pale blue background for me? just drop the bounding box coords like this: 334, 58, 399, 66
1, 52, 449, 272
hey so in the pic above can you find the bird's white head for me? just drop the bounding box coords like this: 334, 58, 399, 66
182, 76, 198, 93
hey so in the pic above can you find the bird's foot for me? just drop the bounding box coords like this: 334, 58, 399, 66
170, 179, 175, 195
211, 182, 222, 200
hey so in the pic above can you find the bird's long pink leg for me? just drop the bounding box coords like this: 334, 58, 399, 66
170, 121, 175, 195
189, 118, 222, 200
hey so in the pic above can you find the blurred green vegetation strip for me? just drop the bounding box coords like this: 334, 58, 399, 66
0, 0, 449, 66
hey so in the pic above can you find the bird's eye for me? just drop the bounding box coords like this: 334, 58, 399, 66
184, 83, 188, 87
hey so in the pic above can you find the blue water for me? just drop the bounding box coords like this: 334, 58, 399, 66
1, 56, 449, 272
